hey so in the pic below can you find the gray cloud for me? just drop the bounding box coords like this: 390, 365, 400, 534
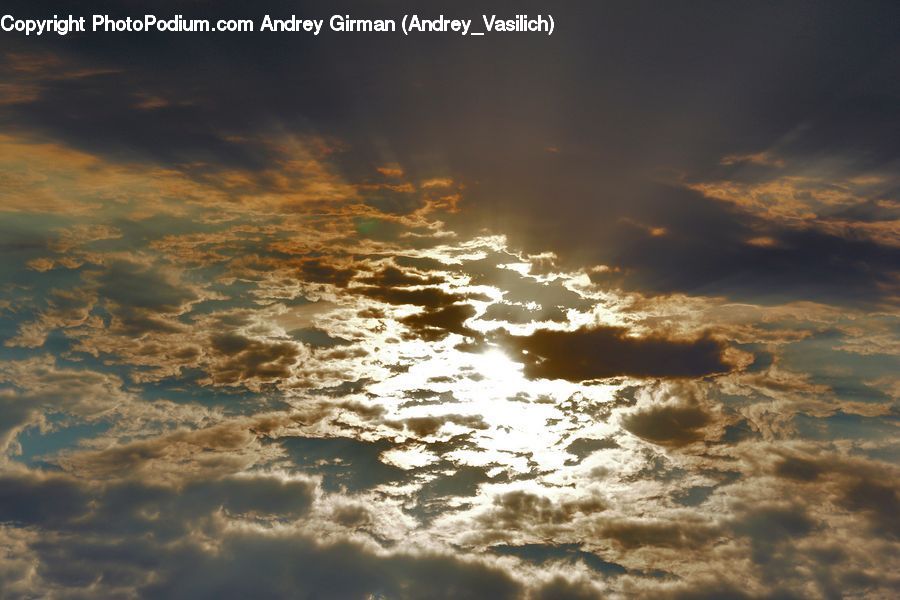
499, 326, 732, 381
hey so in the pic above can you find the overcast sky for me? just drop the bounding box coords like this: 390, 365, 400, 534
1, 1, 898, 598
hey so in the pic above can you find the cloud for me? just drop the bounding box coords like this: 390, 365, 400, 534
357, 265, 445, 287
208, 332, 301, 386
768, 450, 900, 540
88, 260, 205, 336
400, 304, 479, 341
297, 258, 359, 288
719, 152, 785, 168
56, 415, 293, 481
499, 325, 731, 382
564, 437, 619, 465
0, 468, 526, 600
0, 356, 131, 459
730, 503, 817, 567
596, 517, 720, 551
0, 6, 898, 596
142, 531, 524, 600
838, 478, 900, 540
6, 286, 96, 348
475, 490, 606, 537
357, 286, 469, 309
481, 301, 568, 325
620, 383, 727, 448
0, 471, 90, 527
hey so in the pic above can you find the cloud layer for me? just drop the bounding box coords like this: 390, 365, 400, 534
1, 2, 899, 598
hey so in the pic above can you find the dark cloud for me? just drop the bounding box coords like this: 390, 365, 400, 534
773, 456, 825, 482
6, 68, 278, 171
80, 260, 202, 336
181, 475, 315, 519
622, 403, 713, 448
838, 478, 900, 540
0, 2, 896, 323
143, 532, 524, 600
556, 181, 900, 306
612, 200, 900, 306
0, 470, 315, 535
94, 261, 197, 312
353, 265, 488, 340
1, 0, 899, 596
287, 327, 351, 348
330, 502, 373, 529
0, 469, 523, 599
209, 333, 300, 385
653, 581, 757, 600
0, 472, 89, 527
767, 452, 900, 540
499, 326, 731, 382
731, 503, 818, 571
400, 303, 478, 341
297, 259, 358, 288
598, 518, 720, 551
2, 0, 898, 306
479, 490, 605, 530
357, 265, 445, 288
530, 576, 604, 600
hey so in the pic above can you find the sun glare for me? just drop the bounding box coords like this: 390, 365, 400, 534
476, 348, 524, 392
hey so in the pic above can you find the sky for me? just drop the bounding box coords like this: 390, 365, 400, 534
0, 1, 898, 598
